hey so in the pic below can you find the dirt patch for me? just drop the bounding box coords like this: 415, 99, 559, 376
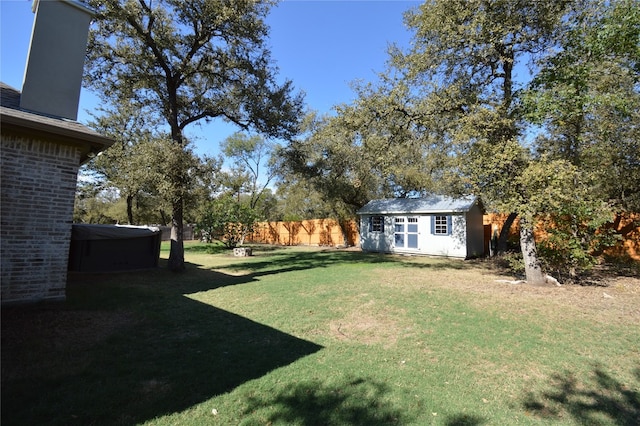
329, 301, 407, 348
373, 260, 640, 326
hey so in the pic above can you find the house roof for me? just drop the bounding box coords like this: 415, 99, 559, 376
357, 195, 480, 215
0, 82, 113, 162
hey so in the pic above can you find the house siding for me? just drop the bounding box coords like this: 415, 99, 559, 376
1, 134, 81, 304
357, 196, 486, 259
359, 215, 392, 253
422, 213, 467, 258
360, 213, 470, 258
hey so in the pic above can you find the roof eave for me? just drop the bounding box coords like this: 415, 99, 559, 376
358, 209, 471, 215
1, 107, 113, 163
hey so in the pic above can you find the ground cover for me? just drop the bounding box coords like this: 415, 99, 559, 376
2, 243, 638, 425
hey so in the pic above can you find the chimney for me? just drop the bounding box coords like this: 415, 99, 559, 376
20, 0, 94, 120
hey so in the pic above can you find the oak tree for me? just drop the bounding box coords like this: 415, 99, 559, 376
392, 0, 569, 284
84, 0, 303, 271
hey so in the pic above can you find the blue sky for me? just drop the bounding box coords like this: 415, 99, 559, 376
1, 0, 420, 157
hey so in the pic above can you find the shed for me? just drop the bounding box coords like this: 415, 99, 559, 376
68, 225, 161, 272
357, 195, 485, 258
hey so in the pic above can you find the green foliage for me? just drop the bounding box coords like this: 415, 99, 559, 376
195, 195, 258, 248
85, 0, 303, 141
220, 132, 278, 212
522, 0, 640, 212
273, 178, 335, 221
78, 131, 222, 226
495, 251, 526, 276
278, 82, 454, 221
84, 0, 304, 270
83, 103, 169, 224
73, 181, 125, 224
513, 0, 640, 279
537, 203, 620, 281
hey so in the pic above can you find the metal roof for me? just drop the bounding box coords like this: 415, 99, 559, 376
357, 195, 480, 215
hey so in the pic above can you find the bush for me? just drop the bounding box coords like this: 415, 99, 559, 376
537, 203, 620, 282
195, 196, 258, 248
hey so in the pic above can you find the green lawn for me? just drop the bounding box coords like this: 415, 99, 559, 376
2, 242, 639, 425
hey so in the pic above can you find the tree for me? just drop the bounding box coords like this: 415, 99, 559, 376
84, 102, 165, 225
84, 0, 303, 271
196, 195, 258, 248
74, 179, 123, 224
520, 0, 640, 279
524, 0, 640, 211
390, 0, 570, 284
221, 132, 278, 210
273, 178, 335, 221
281, 112, 379, 217
83, 102, 224, 227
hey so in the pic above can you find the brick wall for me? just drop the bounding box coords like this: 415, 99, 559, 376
1, 134, 81, 304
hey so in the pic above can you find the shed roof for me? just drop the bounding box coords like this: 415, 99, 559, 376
357, 195, 480, 215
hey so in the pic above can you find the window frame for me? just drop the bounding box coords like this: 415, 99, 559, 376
431, 215, 452, 236
369, 215, 384, 233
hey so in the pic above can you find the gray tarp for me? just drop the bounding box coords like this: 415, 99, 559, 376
69, 224, 161, 272
71, 224, 160, 240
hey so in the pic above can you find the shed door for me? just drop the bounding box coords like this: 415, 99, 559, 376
394, 216, 419, 249
407, 217, 419, 248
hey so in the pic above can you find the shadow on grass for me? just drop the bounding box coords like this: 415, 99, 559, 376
2, 248, 487, 425
444, 414, 487, 425
216, 246, 482, 279
240, 376, 411, 425
1, 263, 322, 425
239, 376, 488, 426
522, 366, 640, 425
183, 243, 229, 255
215, 247, 397, 278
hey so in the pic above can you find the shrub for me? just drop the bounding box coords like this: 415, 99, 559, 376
195, 195, 258, 248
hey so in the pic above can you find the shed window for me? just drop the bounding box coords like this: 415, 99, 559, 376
431, 215, 451, 235
370, 216, 384, 232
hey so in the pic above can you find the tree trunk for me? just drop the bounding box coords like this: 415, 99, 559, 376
497, 212, 518, 254
168, 197, 186, 272
519, 218, 545, 285
126, 193, 134, 225
338, 220, 350, 247
159, 209, 169, 226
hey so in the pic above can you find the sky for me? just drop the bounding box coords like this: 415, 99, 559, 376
0, 0, 421, 157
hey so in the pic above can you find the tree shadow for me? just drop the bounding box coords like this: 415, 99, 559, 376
522, 365, 640, 425
1, 264, 323, 425
211, 247, 491, 281
215, 248, 397, 280
444, 413, 487, 425
239, 376, 411, 425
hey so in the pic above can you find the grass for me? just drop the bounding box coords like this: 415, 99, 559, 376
2, 242, 639, 425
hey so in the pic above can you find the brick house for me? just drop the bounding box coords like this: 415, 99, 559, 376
0, 0, 113, 304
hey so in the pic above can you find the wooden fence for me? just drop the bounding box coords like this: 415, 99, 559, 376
156, 213, 637, 261
246, 219, 359, 247
483, 213, 640, 261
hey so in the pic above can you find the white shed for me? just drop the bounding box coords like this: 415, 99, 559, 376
357, 195, 485, 258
